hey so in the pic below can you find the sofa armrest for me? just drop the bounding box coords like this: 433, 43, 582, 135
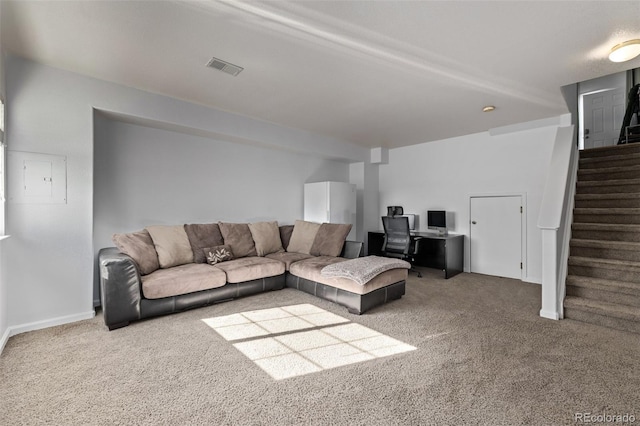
99, 247, 142, 330
341, 240, 363, 259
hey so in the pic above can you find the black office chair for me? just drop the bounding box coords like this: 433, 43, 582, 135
381, 216, 423, 278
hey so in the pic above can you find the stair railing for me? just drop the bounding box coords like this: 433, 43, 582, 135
538, 125, 578, 320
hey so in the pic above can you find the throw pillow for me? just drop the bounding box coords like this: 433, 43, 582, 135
286, 220, 321, 254
248, 221, 284, 256
146, 225, 194, 268
184, 223, 224, 264
310, 223, 353, 257
204, 245, 234, 265
112, 230, 160, 275
279, 224, 294, 250
218, 222, 257, 258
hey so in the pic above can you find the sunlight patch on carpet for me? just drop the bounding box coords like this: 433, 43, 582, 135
202, 304, 416, 380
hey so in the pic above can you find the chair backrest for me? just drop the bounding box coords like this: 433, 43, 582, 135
381, 216, 411, 255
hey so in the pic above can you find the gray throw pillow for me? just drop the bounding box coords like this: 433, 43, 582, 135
184, 223, 224, 264
248, 221, 284, 256
310, 223, 352, 257
146, 225, 194, 268
112, 230, 160, 275
218, 222, 257, 258
287, 220, 321, 254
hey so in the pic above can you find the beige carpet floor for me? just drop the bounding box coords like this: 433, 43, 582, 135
1, 268, 638, 425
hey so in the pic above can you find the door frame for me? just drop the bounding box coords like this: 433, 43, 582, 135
468, 192, 527, 281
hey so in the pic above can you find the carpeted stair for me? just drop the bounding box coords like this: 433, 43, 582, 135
565, 143, 640, 333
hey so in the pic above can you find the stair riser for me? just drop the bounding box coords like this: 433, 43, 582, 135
573, 214, 640, 224
571, 229, 640, 242
580, 158, 640, 169
576, 184, 640, 194
574, 198, 640, 208
568, 264, 640, 283
580, 145, 640, 159
564, 308, 640, 334
566, 285, 640, 308
578, 170, 640, 181
570, 246, 640, 262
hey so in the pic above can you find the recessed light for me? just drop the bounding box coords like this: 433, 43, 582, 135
482, 106, 496, 112
608, 39, 640, 62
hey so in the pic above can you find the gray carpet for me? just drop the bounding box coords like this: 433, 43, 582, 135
567, 143, 640, 333
1, 268, 638, 425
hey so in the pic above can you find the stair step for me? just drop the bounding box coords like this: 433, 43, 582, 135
576, 178, 640, 194
579, 152, 640, 169
571, 223, 640, 242
568, 256, 640, 283
573, 207, 640, 224
578, 164, 640, 181
570, 239, 640, 262
566, 275, 640, 307
580, 143, 640, 159
564, 296, 640, 334
574, 193, 640, 208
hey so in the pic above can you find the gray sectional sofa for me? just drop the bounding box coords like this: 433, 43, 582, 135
99, 220, 407, 330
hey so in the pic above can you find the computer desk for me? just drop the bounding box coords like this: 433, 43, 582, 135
367, 230, 464, 279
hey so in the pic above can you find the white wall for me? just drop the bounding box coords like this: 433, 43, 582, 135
4, 55, 366, 336
0, 0, 8, 350
93, 115, 349, 304
378, 125, 560, 283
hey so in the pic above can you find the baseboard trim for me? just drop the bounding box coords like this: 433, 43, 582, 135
0, 326, 10, 356
523, 277, 542, 285
8, 310, 95, 338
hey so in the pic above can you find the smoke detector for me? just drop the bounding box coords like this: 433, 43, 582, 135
206, 57, 244, 76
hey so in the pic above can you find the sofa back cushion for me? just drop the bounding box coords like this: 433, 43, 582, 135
146, 225, 194, 268
279, 225, 294, 250
184, 223, 224, 264
310, 223, 353, 257
248, 221, 284, 256
286, 220, 321, 254
218, 222, 257, 258
112, 230, 160, 275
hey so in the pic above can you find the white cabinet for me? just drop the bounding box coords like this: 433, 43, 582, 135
304, 181, 356, 240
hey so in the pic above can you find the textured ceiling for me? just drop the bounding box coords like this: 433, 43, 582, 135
2, 0, 640, 148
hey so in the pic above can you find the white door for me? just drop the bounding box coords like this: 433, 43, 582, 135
470, 196, 522, 279
583, 88, 626, 149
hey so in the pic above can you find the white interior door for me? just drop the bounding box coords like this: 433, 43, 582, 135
470, 196, 522, 279
583, 88, 626, 149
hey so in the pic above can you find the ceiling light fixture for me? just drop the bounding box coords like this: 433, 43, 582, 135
482, 106, 496, 112
608, 39, 640, 62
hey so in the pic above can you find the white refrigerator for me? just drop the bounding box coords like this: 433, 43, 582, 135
304, 181, 357, 240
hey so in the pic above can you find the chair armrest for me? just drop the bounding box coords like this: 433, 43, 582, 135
341, 240, 364, 259
99, 247, 142, 330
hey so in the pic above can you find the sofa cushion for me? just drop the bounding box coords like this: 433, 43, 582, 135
218, 222, 257, 258
146, 225, 194, 268
248, 221, 284, 256
204, 245, 234, 265
286, 220, 321, 254
214, 256, 285, 283
141, 263, 227, 299
265, 252, 314, 271
289, 256, 407, 295
112, 230, 160, 275
184, 223, 224, 264
279, 225, 294, 250
310, 223, 352, 257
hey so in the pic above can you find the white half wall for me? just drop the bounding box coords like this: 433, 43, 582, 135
4, 55, 365, 336
378, 123, 561, 283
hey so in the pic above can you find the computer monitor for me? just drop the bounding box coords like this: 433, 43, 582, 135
427, 210, 447, 234
398, 214, 416, 230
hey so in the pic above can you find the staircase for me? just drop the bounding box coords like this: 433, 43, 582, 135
565, 143, 640, 333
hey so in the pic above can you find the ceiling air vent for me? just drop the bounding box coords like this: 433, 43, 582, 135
206, 57, 244, 77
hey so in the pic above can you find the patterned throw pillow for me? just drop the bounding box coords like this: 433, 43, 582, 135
204, 245, 234, 265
